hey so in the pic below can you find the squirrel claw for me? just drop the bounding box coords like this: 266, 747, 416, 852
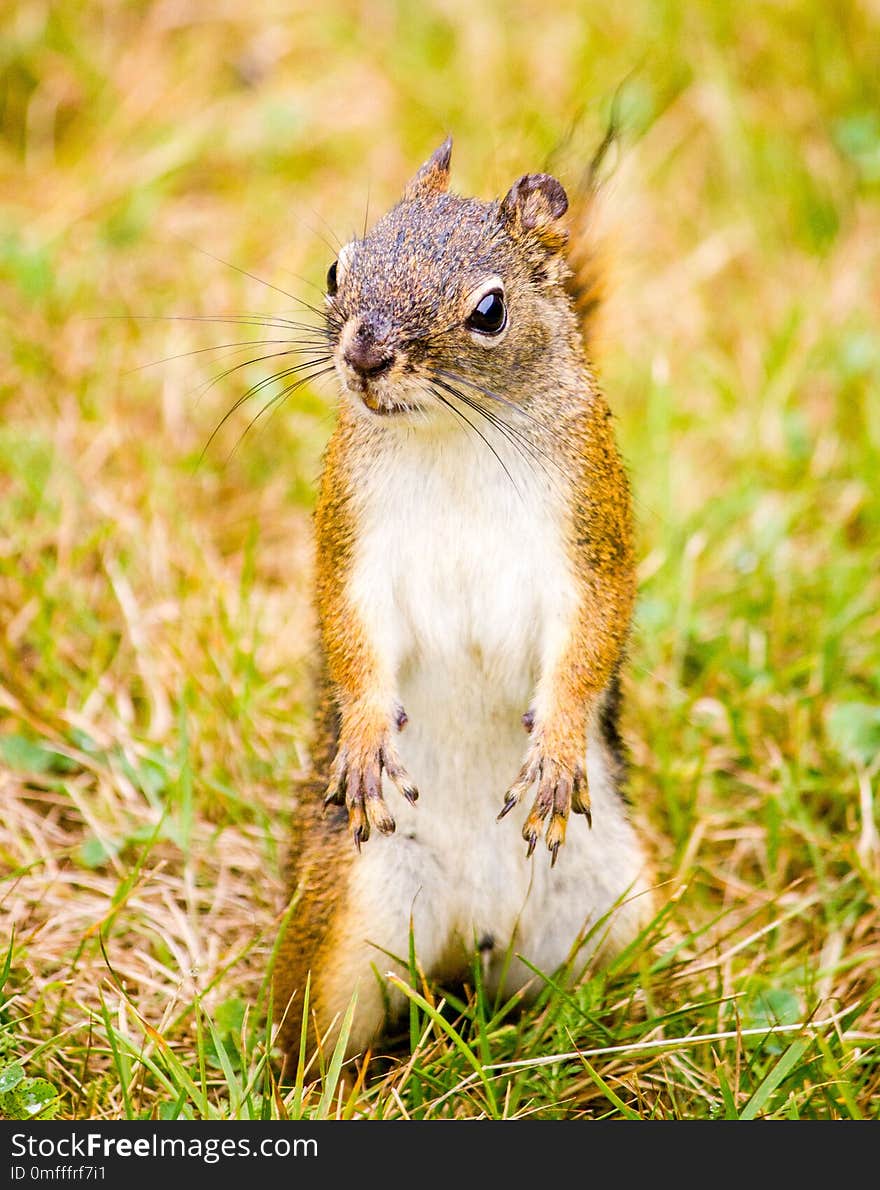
369, 800, 397, 835
381, 748, 418, 805
325, 729, 417, 850
497, 795, 517, 822
502, 737, 588, 865
349, 804, 370, 850
322, 769, 347, 811
499, 747, 543, 823
522, 803, 550, 848
546, 812, 567, 860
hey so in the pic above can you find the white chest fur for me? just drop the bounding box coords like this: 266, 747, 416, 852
349, 421, 572, 713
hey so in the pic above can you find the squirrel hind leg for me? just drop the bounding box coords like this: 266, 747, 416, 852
274, 814, 448, 1070
274, 904, 413, 1071
274, 942, 394, 1078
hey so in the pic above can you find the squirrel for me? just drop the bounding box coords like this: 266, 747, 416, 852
273, 136, 651, 1066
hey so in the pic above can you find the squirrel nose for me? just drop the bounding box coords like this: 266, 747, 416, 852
343, 324, 395, 378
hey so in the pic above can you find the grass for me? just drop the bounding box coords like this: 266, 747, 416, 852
1, 0, 878, 1119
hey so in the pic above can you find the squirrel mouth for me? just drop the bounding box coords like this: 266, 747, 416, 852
338, 365, 421, 416
360, 391, 418, 416
351, 379, 421, 416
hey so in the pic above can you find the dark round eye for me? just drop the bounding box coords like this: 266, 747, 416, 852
326, 261, 338, 296
466, 289, 506, 335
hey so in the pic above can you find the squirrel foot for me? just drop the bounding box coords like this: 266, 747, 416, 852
498, 732, 590, 865
323, 722, 418, 851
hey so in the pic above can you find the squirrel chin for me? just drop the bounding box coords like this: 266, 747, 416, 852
360, 391, 413, 416
342, 377, 424, 419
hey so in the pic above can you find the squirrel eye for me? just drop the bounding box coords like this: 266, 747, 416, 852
326, 261, 338, 296
467, 289, 506, 335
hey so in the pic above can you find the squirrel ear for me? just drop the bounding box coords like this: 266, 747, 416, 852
501, 173, 569, 251
403, 136, 453, 200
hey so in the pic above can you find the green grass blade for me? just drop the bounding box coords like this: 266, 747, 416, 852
388, 976, 499, 1117
739, 1037, 811, 1120
577, 1056, 641, 1119
315, 990, 357, 1118
98, 995, 134, 1120
291, 971, 311, 1118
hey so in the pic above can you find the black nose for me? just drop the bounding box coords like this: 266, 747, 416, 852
343, 321, 395, 378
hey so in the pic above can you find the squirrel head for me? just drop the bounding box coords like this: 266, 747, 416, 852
324, 138, 579, 421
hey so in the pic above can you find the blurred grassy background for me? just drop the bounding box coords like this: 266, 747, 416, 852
1, 0, 878, 1119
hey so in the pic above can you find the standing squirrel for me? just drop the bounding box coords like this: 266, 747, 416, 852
274, 137, 651, 1064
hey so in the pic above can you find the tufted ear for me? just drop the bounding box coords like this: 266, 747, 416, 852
403, 136, 453, 201
500, 172, 569, 252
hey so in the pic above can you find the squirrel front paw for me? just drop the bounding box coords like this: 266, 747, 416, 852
323, 705, 418, 850
497, 724, 590, 866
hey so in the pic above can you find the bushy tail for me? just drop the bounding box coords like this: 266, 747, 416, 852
563, 117, 620, 355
